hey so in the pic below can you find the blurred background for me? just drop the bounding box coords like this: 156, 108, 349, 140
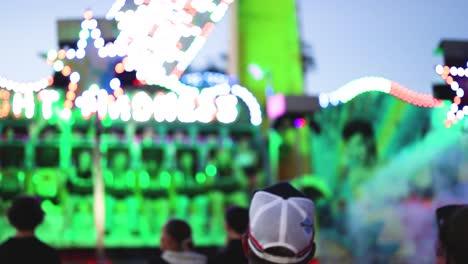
0, 0, 468, 263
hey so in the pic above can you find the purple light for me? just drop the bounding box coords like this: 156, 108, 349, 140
293, 118, 306, 128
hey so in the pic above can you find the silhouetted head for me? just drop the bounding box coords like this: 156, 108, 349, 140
160, 219, 193, 252
342, 120, 376, 167
225, 206, 248, 238
444, 206, 468, 264
7, 196, 45, 231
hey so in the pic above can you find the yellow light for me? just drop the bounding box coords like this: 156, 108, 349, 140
57, 49, 66, 60
113, 87, 124, 97
62, 66, 72, 76
64, 100, 73, 109
68, 83, 78, 92
66, 91, 76, 101
83, 10, 93, 20
115, 63, 124, 74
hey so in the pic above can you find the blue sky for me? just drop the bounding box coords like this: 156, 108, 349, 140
0, 0, 467, 94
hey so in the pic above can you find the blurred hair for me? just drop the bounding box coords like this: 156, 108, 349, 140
165, 219, 193, 250
342, 120, 374, 141
7, 196, 45, 231
225, 206, 248, 235
342, 119, 377, 165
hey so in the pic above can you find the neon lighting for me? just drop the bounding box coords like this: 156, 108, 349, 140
266, 94, 286, 120
109, 0, 233, 86
215, 95, 238, 124
435, 63, 468, 127
76, 49, 86, 59
66, 49, 76, 60
231, 84, 263, 126
109, 78, 121, 90
0, 82, 261, 124
0, 7, 263, 125
321, 77, 391, 106
160, 171, 171, 188
47, 50, 58, 61
53, 61, 65, 72
94, 38, 105, 49
181, 72, 231, 87
47, 12, 128, 111
177, 95, 197, 123
108, 94, 131, 121
70, 72, 81, 83
435, 65, 444, 75
12, 92, 35, 119
57, 49, 66, 60
97, 89, 109, 119
0, 90, 11, 118
61, 66, 72, 77
132, 91, 154, 122
389, 81, 442, 108
205, 164, 217, 177
195, 172, 207, 184
75, 88, 259, 124
0, 0, 230, 101
115, 63, 124, 74
48, 9, 262, 125
158, 92, 178, 123
91, 28, 101, 39
293, 118, 307, 128
60, 108, 72, 120
105, 0, 126, 19
195, 95, 217, 123
38, 90, 60, 120
319, 77, 443, 109
153, 92, 167, 122
0, 76, 52, 94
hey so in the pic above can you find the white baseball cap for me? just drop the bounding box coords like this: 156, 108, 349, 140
248, 182, 316, 264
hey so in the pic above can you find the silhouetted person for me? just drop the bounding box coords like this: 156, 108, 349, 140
210, 206, 249, 264
437, 205, 468, 264
243, 182, 317, 264
150, 219, 207, 264
0, 196, 61, 264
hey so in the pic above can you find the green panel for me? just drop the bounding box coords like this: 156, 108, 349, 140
238, 0, 303, 106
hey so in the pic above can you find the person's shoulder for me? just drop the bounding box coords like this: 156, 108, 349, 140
209, 252, 227, 264
210, 249, 247, 264
0, 239, 10, 253
35, 238, 57, 250
0, 238, 11, 245
0, 237, 61, 263
34, 238, 61, 261
0, 237, 15, 250
148, 255, 170, 264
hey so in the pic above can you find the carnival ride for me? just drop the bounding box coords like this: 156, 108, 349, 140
0, 1, 265, 247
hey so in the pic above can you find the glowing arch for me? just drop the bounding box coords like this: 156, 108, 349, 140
319, 77, 443, 108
